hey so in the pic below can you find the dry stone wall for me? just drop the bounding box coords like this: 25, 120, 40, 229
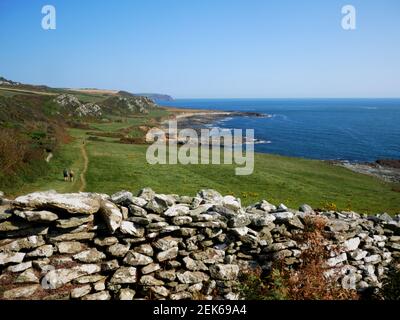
0, 189, 399, 300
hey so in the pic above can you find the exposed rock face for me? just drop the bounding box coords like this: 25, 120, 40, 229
101, 94, 157, 115
0, 188, 399, 300
54, 94, 103, 118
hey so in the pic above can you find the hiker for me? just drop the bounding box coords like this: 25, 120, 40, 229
63, 168, 69, 181
69, 169, 75, 182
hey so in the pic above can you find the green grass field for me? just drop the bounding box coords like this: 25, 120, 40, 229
8, 124, 400, 215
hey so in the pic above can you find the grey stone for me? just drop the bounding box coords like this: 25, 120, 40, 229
26, 245, 54, 258
0, 251, 25, 265
196, 189, 223, 204
172, 216, 193, 225
48, 231, 95, 243
101, 259, 119, 272
128, 204, 147, 217
134, 244, 154, 256
74, 275, 106, 284
209, 264, 240, 281
106, 243, 130, 257
183, 256, 208, 271
343, 237, 361, 252
118, 288, 136, 300
111, 190, 133, 205
0, 235, 45, 252
177, 271, 209, 284
327, 253, 347, 267
16, 210, 59, 222
94, 237, 119, 247
71, 285, 92, 298
57, 241, 84, 254
123, 251, 153, 266
138, 187, 156, 201
153, 237, 180, 251
120, 221, 145, 237
163, 204, 190, 217
142, 263, 161, 275
81, 291, 111, 300
41, 264, 101, 289
222, 196, 241, 211
99, 200, 123, 233
191, 248, 225, 264
299, 204, 314, 214
15, 268, 39, 283
110, 267, 137, 284
7, 261, 32, 273
273, 211, 294, 221
73, 248, 106, 263
13, 191, 101, 214
170, 291, 193, 300
229, 214, 251, 228
2, 285, 39, 299
156, 247, 179, 262
150, 286, 169, 297
140, 275, 164, 286
56, 215, 93, 229
156, 270, 176, 281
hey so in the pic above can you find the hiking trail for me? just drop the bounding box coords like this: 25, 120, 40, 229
79, 141, 88, 192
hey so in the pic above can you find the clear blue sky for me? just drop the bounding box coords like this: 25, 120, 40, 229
0, 0, 399, 98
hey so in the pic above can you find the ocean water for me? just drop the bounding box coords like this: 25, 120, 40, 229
159, 99, 400, 162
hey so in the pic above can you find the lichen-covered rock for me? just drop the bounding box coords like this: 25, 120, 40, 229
153, 237, 180, 251
56, 215, 93, 229
140, 275, 164, 286
176, 271, 209, 284
42, 264, 101, 289
14, 191, 101, 214
106, 243, 130, 258
123, 251, 153, 266
71, 285, 92, 298
15, 268, 40, 283
26, 245, 54, 258
81, 291, 111, 300
191, 248, 225, 264
2, 285, 40, 299
15, 210, 59, 222
156, 247, 179, 262
163, 204, 190, 217
0, 252, 25, 265
57, 241, 85, 254
0, 235, 45, 252
209, 264, 239, 280
110, 267, 137, 284
73, 248, 106, 263
118, 288, 136, 300
99, 200, 122, 233
111, 191, 133, 206
119, 221, 144, 237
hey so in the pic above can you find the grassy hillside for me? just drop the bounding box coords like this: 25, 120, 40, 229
6, 125, 400, 214
1, 80, 399, 215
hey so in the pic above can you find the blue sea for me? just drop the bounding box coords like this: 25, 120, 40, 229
159, 99, 400, 162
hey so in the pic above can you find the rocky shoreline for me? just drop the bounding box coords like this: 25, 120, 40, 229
0, 189, 399, 300
159, 110, 270, 145
332, 159, 400, 183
